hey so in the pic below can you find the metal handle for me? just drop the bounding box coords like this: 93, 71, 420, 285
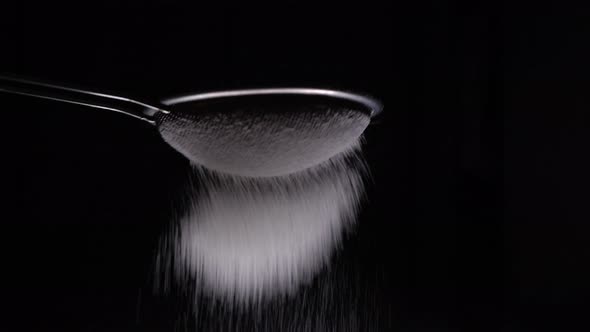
0, 75, 164, 124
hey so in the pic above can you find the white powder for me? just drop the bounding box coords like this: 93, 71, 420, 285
156, 106, 370, 178
156, 138, 368, 304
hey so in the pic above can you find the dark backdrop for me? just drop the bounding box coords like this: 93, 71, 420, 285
2, 1, 589, 331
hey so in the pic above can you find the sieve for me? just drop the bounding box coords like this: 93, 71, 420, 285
0, 76, 382, 177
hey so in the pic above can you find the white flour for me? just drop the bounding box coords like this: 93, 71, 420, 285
156, 137, 368, 304
157, 106, 370, 177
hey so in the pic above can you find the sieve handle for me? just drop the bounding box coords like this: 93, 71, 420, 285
0, 75, 164, 124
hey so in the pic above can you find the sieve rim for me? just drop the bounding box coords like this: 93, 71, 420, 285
161, 88, 383, 117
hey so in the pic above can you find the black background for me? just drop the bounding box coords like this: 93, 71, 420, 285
2, 1, 589, 331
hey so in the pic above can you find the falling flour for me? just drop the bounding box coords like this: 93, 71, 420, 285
156, 134, 368, 306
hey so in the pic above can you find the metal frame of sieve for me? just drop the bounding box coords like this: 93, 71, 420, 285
0, 75, 383, 124
162, 88, 383, 117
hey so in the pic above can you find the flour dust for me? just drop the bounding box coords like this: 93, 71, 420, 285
156, 138, 368, 306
